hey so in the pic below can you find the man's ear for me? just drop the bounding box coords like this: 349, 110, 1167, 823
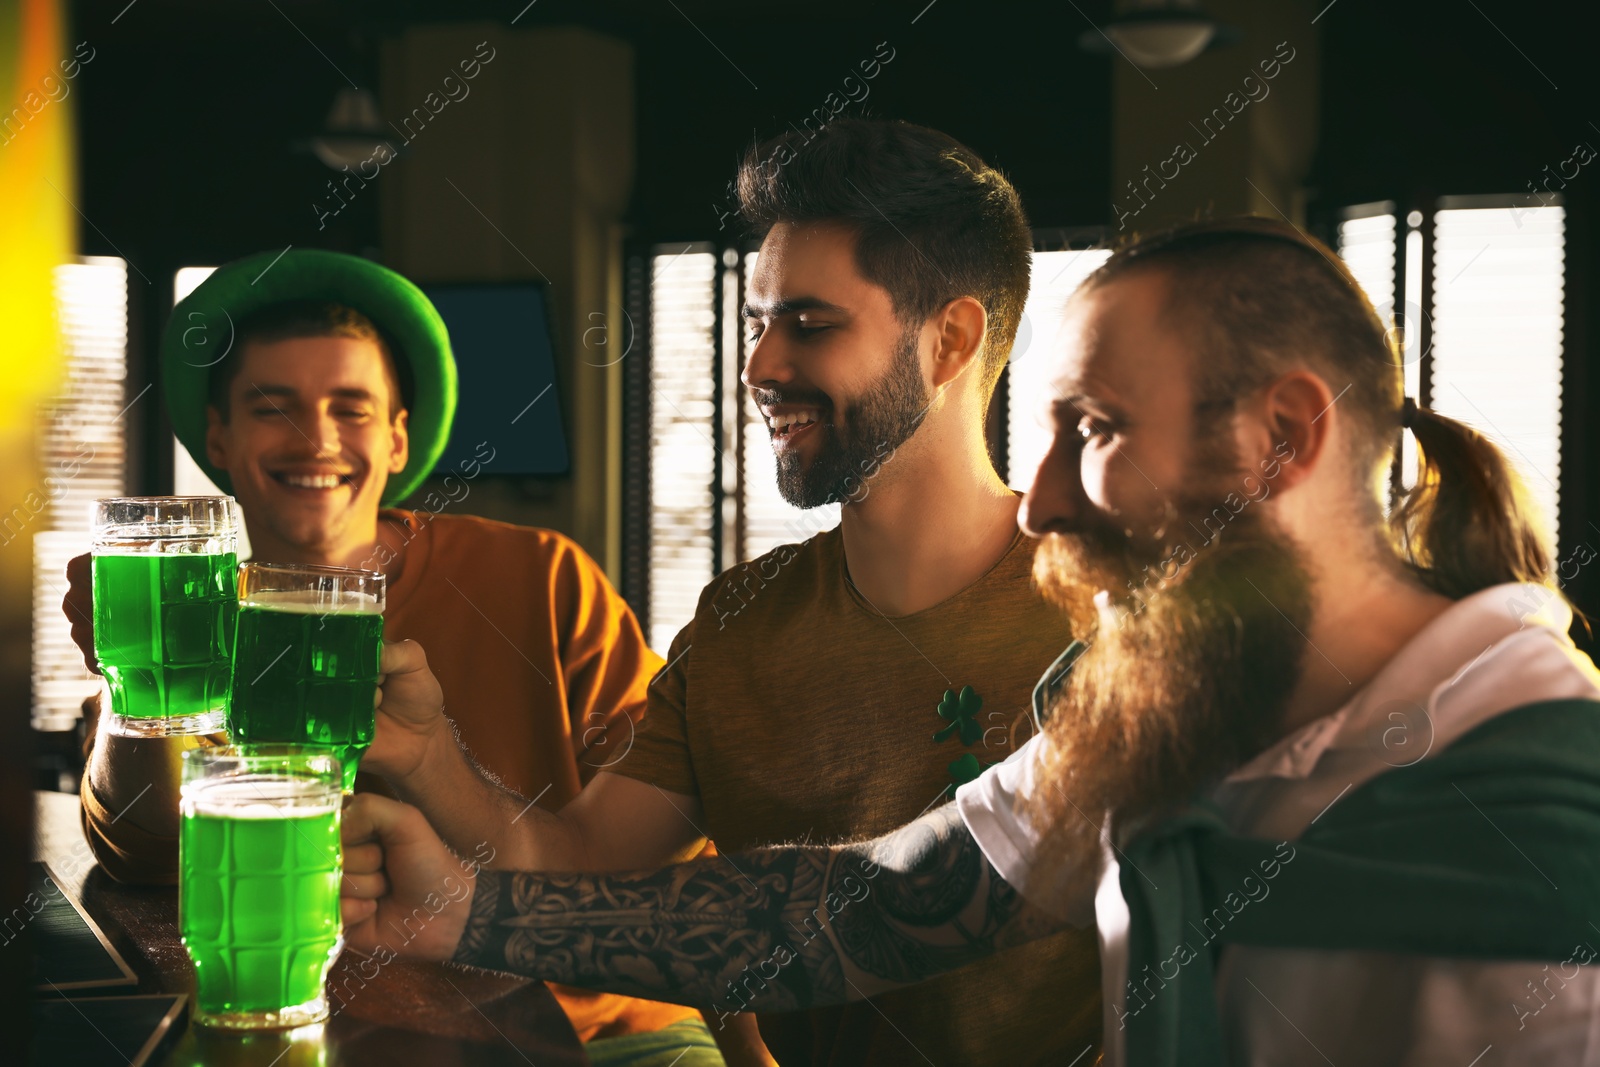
388, 409, 410, 475
928, 295, 988, 391
204, 405, 230, 469
1248, 370, 1335, 492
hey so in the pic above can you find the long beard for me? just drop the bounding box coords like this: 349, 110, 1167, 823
1024, 466, 1313, 900
769, 328, 929, 509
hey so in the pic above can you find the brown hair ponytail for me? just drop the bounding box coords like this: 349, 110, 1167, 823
1391, 406, 1553, 599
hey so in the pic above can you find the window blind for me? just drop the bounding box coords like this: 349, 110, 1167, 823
32, 257, 128, 730
647, 246, 719, 653
1431, 202, 1564, 552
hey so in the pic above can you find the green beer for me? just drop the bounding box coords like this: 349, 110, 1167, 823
228, 564, 385, 793
179, 749, 343, 1030
92, 497, 239, 736
93, 552, 238, 719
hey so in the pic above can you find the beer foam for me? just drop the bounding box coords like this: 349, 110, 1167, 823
184, 775, 340, 819
241, 588, 383, 615
92, 535, 232, 556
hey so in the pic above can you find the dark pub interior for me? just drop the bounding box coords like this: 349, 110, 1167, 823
5, 1, 1599, 1063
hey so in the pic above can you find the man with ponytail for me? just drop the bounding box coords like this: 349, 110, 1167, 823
332, 216, 1600, 1066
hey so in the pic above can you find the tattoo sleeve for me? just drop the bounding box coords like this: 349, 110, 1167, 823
450, 803, 1068, 1021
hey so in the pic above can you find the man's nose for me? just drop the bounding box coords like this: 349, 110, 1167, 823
1018, 433, 1089, 538
740, 328, 792, 391
304, 408, 342, 458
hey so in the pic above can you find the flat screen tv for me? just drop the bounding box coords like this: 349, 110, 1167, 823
422, 282, 569, 477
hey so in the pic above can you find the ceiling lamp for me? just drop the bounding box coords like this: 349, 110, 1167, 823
1079, 0, 1240, 70
309, 87, 397, 170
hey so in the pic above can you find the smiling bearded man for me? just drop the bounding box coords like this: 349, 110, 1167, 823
761, 320, 928, 509
334, 118, 1106, 1067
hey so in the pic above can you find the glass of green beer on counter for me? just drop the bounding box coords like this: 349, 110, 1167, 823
228, 562, 385, 792
180, 745, 343, 1029
92, 496, 239, 736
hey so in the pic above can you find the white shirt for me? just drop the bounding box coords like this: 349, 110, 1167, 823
957, 582, 1600, 1066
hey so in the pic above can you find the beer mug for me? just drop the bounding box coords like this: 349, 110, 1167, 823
91, 496, 240, 736
228, 562, 385, 793
180, 745, 343, 1029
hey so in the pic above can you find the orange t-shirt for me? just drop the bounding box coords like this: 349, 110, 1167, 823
376, 511, 653, 804
80, 509, 698, 1042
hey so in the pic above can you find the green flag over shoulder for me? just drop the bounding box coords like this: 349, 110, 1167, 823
1119, 699, 1600, 1066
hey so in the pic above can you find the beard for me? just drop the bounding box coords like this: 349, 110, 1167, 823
1024, 442, 1314, 900
761, 326, 930, 509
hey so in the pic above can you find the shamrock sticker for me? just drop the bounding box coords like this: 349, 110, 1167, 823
943, 752, 987, 799
933, 684, 984, 745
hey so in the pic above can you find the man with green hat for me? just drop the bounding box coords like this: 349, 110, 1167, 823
63, 248, 726, 1058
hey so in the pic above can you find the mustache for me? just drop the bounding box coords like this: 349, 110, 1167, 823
1031, 502, 1301, 633
1046, 522, 1142, 572
749, 387, 834, 415
1032, 477, 1263, 612
1032, 524, 1160, 614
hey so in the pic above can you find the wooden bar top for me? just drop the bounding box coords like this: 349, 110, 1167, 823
33, 789, 589, 1066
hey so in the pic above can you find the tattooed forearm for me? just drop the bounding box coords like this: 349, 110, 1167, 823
830, 802, 1023, 984
455, 845, 846, 1014
451, 804, 1068, 1020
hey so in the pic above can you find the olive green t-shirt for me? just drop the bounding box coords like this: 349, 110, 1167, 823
612, 525, 1101, 1067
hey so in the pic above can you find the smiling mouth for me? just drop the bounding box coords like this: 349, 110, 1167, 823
270, 471, 355, 490
769, 408, 823, 440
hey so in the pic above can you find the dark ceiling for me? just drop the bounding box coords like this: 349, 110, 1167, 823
63, 0, 1594, 258
66, 0, 1119, 262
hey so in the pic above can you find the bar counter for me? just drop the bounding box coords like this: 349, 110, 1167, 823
32, 789, 590, 1066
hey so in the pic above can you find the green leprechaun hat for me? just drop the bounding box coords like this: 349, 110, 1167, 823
161, 248, 457, 506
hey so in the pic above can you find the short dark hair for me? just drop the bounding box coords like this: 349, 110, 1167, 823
208, 300, 410, 422
736, 117, 1031, 396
